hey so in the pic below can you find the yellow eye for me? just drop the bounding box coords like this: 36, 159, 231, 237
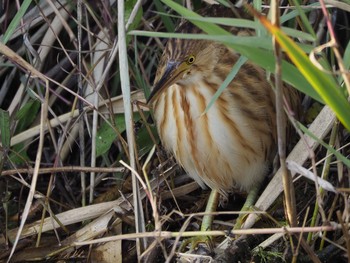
186, 55, 196, 65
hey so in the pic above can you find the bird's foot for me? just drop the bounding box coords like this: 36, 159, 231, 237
180, 235, 214, 253
233, 210, 250, 230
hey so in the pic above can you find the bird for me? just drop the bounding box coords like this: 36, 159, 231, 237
148, 4, 299, 238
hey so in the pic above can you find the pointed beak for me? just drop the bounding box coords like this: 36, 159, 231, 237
148, 61, 186, 104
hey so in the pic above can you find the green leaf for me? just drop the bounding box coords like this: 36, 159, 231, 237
280, 2, 320, 24
290, 0, 316, 38
165, 15, 315, 41
297, 121, 350, 168
152, 0, 323, 102
130, 29, 315, 53
255, 11, 350, 131
125, 0, 143, 44
136, 124, 159, 158
154, 0, 175, 32
15, 99, 40, 134
204, 56, 248, 113
0, 109, 10, 172
96, 113, 141, 157
9, 143, 29, 165
130, 29, 321, 101
343, 41, 350, 70
131, 31, 273, 48
339, 40, 350, 86
0, 109, 11, 149
2, 0, 32, 44
125, 0, 143, 31
161, 1, 350, 129
162, 0, 228, 35
96, 115, 125, 157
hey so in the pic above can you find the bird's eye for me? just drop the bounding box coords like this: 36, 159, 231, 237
186, 55, 196, 65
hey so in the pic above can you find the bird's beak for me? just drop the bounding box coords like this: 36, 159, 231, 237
148, 61, 187, 104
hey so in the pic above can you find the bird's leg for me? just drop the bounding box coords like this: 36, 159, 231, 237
234, 183, 261, 229
200, 189, 220, 232
180, 189, 220, 252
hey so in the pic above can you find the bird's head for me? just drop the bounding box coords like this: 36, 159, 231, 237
147, 5, 248, 104
148, 38, 220, 104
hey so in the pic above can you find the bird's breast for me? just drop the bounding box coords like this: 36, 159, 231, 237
152, 80, 274, 194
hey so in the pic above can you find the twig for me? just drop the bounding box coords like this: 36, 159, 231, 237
318, 0, 350, 94
271, 0, 297, 227
6, 72, 49, 263
1, 166, 124, 176
74, 224, 340, 246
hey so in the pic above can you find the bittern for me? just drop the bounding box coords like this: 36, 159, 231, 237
148, 5, 299, 249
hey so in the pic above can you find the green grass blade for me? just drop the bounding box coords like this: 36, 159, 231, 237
130, 31, 273, 48
2, 0, 32, 44
280, 2, 320, 24
154, 0, 175, 32
297, 121, 350, 167
290, 0, 317, 38
139, 14, 316, 42
342, 40, 350, 71
159, 0, 323, 101
204, 56, 248, 113
162, 0, 229, 35
131, 29, 321, 101
254, 9, 350, 131
0, 109, 10, 149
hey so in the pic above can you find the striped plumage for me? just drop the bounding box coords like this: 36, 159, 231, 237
149, 6, 298, 195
